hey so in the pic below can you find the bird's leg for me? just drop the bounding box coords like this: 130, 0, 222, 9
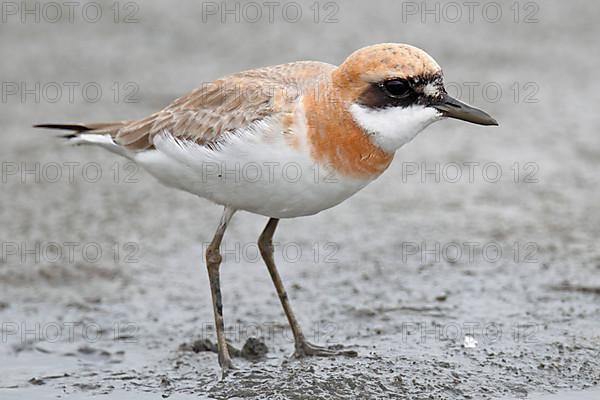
205, 207, 236, 372
258, 218, 356, 358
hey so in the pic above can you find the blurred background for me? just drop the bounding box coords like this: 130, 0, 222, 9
1, 1, 599, 398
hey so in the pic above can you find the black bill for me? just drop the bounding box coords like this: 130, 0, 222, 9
433, 93, 498, 126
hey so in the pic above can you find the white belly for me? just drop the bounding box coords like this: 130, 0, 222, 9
134, 130, 372, 218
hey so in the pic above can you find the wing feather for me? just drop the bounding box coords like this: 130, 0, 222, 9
110, 62, 335, 151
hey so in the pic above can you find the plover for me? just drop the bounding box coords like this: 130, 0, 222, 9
36, 43, 497, 372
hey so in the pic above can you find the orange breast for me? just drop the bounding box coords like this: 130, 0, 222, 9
303, 83, 393, 178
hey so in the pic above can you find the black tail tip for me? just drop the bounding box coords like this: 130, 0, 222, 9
34, 124, 92, 139
33, 123, 93, 132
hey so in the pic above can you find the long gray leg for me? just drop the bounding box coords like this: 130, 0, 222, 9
258, 218, 357, 358
205, 207, 235, 371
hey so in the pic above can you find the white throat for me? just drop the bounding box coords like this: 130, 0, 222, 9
350, 104, 442, 153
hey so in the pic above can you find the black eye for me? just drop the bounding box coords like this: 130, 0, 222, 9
381, 79, 410, 98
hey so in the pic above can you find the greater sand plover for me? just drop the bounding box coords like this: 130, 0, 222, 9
36, 43, 498, 372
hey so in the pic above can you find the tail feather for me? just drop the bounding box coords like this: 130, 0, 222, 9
33, 122, 127, 134
33, 123, 93, 131
34, 121, 132, 158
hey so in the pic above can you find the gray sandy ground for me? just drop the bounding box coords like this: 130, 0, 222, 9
1, 1, 599, 399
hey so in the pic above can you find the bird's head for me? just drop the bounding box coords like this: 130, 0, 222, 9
333, 43, 498, 153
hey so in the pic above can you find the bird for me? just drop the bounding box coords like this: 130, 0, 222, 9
35, 43, 498, 373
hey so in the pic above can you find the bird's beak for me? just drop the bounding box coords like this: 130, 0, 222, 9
433, 93, 498, 126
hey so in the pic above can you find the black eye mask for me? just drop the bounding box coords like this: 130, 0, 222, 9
358, 73, 444, 110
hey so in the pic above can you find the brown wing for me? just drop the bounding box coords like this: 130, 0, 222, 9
113, 61, 335, 151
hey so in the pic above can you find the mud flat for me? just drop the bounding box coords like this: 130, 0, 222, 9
1, 1, 599, 398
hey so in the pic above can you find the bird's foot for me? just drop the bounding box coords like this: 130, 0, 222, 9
218, 355, 236, 378
217, 342, 240, 377
292, 341, 357, 358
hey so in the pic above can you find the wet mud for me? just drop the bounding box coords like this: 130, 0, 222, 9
1, 1, 599, 399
